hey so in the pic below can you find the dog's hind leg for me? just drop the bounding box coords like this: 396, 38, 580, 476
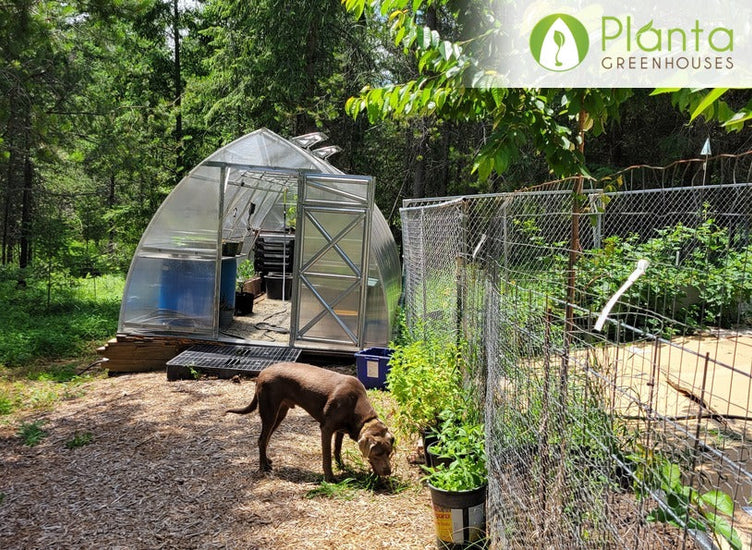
269, 405, 289, 439
257, 403, 290, 472
257, 402, 279, 472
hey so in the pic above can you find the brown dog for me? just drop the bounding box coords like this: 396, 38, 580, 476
226, 362, 394, 482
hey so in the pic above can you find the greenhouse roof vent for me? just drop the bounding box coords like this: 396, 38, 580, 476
312, 145, 342, 160
291, 131, 328, 149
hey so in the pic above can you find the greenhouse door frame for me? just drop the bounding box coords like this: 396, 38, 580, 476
290, 173, 373, 350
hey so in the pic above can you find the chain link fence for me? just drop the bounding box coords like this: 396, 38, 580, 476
401, 152, 752, 549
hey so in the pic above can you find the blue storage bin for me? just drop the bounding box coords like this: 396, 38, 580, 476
355, 347, 394, 390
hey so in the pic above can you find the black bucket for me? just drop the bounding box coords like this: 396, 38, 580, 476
422, 428, 438, 465
234, 292, 254, 316
428, 483, 487, 549
426, 442, 454, 470
265, 272, 293, 300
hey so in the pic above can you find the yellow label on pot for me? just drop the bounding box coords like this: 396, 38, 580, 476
432, 502, 486, 543
432, 504, 464, 543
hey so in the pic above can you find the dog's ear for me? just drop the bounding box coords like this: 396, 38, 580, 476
358, 434, 374, 459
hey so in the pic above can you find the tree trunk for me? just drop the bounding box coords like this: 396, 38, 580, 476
2, 91, 18, 266
2, 154, 14, 265
19, 155, 33, 270
172, 0, 183, 184
108, 173, 116, 252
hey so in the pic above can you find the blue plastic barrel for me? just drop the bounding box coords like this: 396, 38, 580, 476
159, 258, 214, 326
219, 257, 238, 327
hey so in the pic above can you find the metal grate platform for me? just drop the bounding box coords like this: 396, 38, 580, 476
166, 344, 301, 374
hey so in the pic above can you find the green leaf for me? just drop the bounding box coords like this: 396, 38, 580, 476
651, 88, 681, 95
637, 20, 654, 36
438, 40, 452, 60
418, 26, 430, 49
395, 25, 406, 45
700, 490, 735, 516
690, 88, 729, 122
723, 110, 752, 131
344, 0, 365, 20
703, 513, 743, 550
658, 461, 684, 493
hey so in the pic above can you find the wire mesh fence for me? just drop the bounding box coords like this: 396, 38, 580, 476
400, 152, 752, 549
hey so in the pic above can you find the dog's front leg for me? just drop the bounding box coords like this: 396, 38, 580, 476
333, 432, 345, 469
320, 427, 336, 482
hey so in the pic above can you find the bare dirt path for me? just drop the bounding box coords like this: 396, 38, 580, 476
0, 370, 434, 549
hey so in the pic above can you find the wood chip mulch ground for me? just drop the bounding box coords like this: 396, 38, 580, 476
0, 368, 436, 549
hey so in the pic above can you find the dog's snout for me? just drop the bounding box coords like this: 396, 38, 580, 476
371, 461, 391, 476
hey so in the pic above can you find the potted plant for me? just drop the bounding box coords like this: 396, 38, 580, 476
238, 259, 262, 296
425, 408, 484, 468
423, 414, 487, 549
385, 338, 463, 453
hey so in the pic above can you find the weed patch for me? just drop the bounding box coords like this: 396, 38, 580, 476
65, 431, 94, 449
18, 420, 48, 446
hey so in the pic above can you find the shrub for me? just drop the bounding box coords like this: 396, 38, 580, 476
386, 337, 463, 435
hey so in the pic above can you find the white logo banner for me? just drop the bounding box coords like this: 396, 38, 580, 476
490, 0, 752, 87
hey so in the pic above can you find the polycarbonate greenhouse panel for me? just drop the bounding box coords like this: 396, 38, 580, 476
119, 164, 222, 338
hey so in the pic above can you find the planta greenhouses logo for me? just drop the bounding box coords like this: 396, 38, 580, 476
530, 14, 590, 71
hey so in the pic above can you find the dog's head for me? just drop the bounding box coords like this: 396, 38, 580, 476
357, 419, 395, 477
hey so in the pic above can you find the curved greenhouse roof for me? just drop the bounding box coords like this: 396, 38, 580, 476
118, 128, 401, 352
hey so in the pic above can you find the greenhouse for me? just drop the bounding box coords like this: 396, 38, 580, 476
117, 128, 402, 355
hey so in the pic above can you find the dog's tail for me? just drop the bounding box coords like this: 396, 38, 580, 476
225, 394, 258, 415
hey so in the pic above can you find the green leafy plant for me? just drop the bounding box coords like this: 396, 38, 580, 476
236, 259, 256, 283
18, 420, 48, 446
187, 364, 201, 380
0, 393, 13, 415
424, 453, 487, 492
423, 408, 487, 492
629, 448, 742, 550
65, 431, 93, 449
386, 338, 463, 435
426, 408, 485, 464
515, 208, 752, 335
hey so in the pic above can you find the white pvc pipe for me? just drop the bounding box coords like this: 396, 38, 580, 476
594, 259, 650, 332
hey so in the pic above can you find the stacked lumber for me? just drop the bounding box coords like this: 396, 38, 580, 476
96, 335, 189, 373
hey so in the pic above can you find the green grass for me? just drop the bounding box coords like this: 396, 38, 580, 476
304, 472, 411, 500
305, 478, 361, 500
0, 270, 123, 418
65, 431, 94, 449
0, 272, 123, 368
0, 393, 13, 415
17, 419, 48, 446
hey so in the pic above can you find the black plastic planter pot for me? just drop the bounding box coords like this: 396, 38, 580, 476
426, 442, 454, 469
265, 272, 292, 300
428, 483, 487, 549
422, 428, 439, 465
